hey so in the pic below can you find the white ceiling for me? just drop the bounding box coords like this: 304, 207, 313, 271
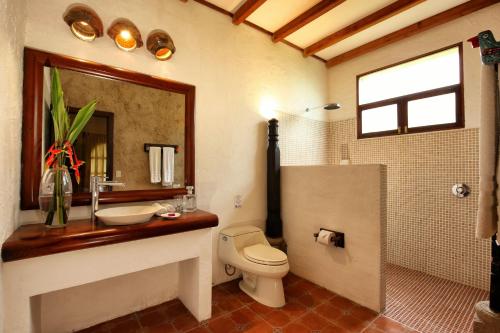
201, 0, 474, 61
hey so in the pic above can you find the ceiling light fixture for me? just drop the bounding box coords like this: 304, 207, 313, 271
107, 18, 143, 52
147, 30, 176, 61
63, 4, 103, 42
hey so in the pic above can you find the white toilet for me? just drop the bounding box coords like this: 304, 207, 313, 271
218, 225, 289, 307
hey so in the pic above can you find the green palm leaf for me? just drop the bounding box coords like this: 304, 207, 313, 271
67, 100, 97, 144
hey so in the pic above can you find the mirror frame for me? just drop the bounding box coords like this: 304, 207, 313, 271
21, 47, 195, 210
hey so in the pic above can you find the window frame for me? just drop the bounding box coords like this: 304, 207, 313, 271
356, 43, 464, 139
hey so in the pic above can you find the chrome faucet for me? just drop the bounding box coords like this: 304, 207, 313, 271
90, 176, 125, 223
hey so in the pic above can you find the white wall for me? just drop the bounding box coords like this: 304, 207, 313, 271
0, 0, 27, 329
327, 3, 500, 128
282, 165, 386, 312
14, 0, 328, 331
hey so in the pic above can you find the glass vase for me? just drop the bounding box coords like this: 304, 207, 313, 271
39, 166, 73, 227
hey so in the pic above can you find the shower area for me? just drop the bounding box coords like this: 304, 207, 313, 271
278, 111, 490, 333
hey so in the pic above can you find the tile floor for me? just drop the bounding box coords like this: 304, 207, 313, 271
78, 273, 416, 333
385, 264, 488, 333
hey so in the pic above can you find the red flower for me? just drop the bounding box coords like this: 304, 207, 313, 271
45, 144, 64, 168
64, 141, 85, 184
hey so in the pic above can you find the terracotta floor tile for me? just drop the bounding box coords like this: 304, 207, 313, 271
264, 310, 291, 327
164, 302, 190, 319
185, 326, 211, 333
370, 316, 408, 333
171, 313, 199, 332
349, 305, 378, 322
283, 322, 311, 333
211, 304, 227, 319
334, 314, 371, 332
143, 322, 177, 333
241, 319, 274, 333
222, 279, 242, 291
76, 324, 108, 333
212, 286, 231, 301
236, 291, 256, 304
297, 293, 322, 308
230, 307, 258, 326
108, 317, 141, 333
216, 295, 244, 312
285, 284, 308, 299
294, 280, 317, 291
361, 328, 384, 333
321, 323, 352, 333
281, 300, 308, 317
329, 296, 355, 310
310, 286, 337, 300
298, 312, 330, 331
137, 309, 168, 328
208, 315, 239, 333
314, 303, 343, 321
74, 275, 423, 333
249, 302, 275, 316
283, 273, 301, 286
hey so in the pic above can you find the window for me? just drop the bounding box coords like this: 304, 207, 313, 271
357, 44, 463, 138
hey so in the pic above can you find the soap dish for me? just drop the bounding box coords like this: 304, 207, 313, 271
160, 212, 181, 220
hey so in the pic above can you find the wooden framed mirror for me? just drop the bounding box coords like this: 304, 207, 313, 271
21, 48, 195, 210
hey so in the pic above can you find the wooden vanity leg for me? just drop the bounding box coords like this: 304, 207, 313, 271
178, 230, 212, 322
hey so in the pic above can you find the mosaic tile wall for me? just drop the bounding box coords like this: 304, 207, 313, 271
330, 119, 490, 290
277, 112, 331, 166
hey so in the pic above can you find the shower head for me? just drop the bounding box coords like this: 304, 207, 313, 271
305, 103, 341, 112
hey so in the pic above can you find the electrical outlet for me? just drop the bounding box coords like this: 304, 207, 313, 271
234, 195, 242, 208
116, 170, 122, 178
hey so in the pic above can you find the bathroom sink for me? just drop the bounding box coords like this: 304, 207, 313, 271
95, 205, 158, 225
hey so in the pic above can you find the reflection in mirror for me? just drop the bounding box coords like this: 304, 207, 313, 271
42, 67, 185, 193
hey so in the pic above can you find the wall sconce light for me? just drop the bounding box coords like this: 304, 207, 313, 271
107, 19, 143, 52
147, 30, 176, 61
63, 4, 103, 42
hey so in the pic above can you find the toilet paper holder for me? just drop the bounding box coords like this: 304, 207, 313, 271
313, 228, 345, 248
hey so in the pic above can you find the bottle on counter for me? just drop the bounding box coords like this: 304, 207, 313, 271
183, 186, 197, 212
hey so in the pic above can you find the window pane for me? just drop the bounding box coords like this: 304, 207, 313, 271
408, 93, 456, 128
361, 104, 398, 134
359, 47, 460, 105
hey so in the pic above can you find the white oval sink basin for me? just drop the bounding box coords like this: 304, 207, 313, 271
96, 205, 158, 225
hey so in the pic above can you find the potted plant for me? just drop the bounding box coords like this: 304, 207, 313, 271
39, 68, 97, 227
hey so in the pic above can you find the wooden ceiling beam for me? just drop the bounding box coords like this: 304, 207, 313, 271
272, 0, 346, 43
326, 0, 500, 67
232, 0, 267, 25
304, 0, 425, 57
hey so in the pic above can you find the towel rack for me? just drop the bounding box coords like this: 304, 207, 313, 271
144, 143, 179, 154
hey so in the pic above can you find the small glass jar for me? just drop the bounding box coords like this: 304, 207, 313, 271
183, 186, 197, 212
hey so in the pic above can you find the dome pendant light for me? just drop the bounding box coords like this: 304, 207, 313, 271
107, 18, 143, 52
63, 4, 103, 42
147, 30, 176, 61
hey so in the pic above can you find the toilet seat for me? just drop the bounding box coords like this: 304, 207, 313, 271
243, 244, 288, 266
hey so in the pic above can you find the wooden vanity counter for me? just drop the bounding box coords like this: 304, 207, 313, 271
2, 210, 218, 262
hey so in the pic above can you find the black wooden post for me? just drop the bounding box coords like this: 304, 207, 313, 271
491, 237, 500, 312
266, 118, 282, 239
491, 63, 500, 312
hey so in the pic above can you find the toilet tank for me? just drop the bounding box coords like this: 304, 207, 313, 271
218, 225, 268, 264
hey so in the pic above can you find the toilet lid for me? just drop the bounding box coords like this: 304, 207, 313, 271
243, 244, 288, 266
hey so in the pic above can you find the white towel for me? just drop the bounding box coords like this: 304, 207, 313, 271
149, 147, 161, 184
476, 64, 500, 239
162, 147, 175, 187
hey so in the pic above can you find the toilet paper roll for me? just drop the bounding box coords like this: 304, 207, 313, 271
317, 230, 334, 245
